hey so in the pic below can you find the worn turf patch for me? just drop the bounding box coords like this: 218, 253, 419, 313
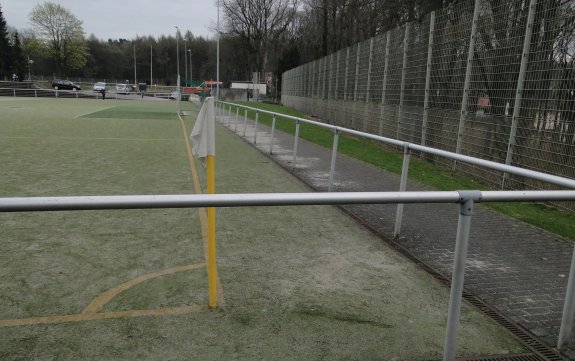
82, 106, 177, 120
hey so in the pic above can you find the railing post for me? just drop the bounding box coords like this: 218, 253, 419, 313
292, 119, 301, 169
421, 11, 436, 147
328, 129, 340, 192
558, 244, 575, 350
443, 191, 480, 361
502, 0, 537, 189
254, 110, 259, 144
269, 114, 276, 154
234, 106, 239, 133
379, 32, 391, 136
398, 24, 410, 140
243, 109, 248, 137
393, 144, 411, 238
455, 0, 481, 160
364, 37, 374, 131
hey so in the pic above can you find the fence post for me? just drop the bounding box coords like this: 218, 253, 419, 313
328, 129, 340, 192
292, 119, 301, 169
364, 37, 374, 131
558, 244, 575, 350
502, 0, 537, 189
269, 114, 276, 154
443, 191, 480, 361
393, 144, 411, 238
379, 32, 391, 136
398, 24, 410, 140
334, 51, 341, 125
254, 110, 259, 144
352, 43, 361, 129
343, 47, 350, 103
421, 11, 436, 147
455, 0, 481, 159
328, 53, 334, 123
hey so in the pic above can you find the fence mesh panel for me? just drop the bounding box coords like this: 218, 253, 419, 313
282, 0, 575, 207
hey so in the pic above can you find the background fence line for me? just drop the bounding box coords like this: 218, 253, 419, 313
281, 0, 575, 203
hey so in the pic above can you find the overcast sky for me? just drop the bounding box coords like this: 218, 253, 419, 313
2, 0, 218, 40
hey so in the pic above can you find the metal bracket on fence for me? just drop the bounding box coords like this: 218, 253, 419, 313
456, 190, 482, 214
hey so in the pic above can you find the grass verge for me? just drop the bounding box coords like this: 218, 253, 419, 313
228, 101, 575, 240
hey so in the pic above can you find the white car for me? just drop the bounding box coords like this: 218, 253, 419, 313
116, 84, 131, 94
92, 82, 107, 93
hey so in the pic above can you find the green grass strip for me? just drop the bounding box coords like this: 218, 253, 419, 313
228, 101, 575, 240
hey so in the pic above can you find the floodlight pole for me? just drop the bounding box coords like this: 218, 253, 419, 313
184, 39, 188, 87
133, 44, 137, 87
189, 50, 192, 85
175, 26, 180, 80
216, 0, 220, 100
150, 45, 153, 87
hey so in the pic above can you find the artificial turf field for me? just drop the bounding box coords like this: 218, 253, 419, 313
0, 97, 523, 359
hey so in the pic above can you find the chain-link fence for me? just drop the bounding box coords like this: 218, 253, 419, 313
282, 0, 575, 200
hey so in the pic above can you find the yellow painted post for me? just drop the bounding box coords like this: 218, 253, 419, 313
207, 155, 217, 309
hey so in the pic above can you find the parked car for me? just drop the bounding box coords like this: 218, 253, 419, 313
92, 82, 107, 93
116, 83, 131, 94
51, 79, 81, 91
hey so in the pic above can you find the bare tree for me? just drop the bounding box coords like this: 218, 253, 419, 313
222, 0, 300, 73
29, 2, 87, 76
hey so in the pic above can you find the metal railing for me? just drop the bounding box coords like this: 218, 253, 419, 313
214, 99, 575, 351
2, 190, 575, 359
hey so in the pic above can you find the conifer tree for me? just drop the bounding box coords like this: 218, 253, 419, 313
0, 3, 11, 80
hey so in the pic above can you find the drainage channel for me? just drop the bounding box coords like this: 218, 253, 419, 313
336, 206, 567, 361
281, 167, 567, 361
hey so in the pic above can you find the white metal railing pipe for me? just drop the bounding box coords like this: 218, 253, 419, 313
216, 101, 575, 190
1, 190, 574, 212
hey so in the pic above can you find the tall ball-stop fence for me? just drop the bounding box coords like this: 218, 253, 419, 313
281, 0, 575, 202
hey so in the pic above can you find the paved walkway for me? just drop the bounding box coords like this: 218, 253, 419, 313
217, 107, 575, 359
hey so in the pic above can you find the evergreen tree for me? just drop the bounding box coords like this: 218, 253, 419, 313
12, 31, 26, 81
0, 3, 11, 80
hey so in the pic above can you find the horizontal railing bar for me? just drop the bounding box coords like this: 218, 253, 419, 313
1, 191, 574, 213
217, 101, 575, 190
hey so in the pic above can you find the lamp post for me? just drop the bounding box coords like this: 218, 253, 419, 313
216, 0, 220, 100
184, 38, 188, 87
188, 49, 192, 85
133, 43, 137, 86
27, 56, 33, 81
150, 45, 153, 87
174, 26, 180, 79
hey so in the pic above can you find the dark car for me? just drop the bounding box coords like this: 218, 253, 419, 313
51, 79, 81, 91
